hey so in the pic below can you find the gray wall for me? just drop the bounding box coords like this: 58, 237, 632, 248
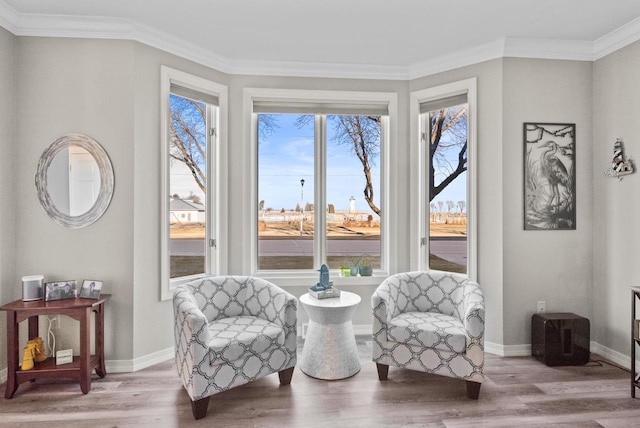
14, 37, 136, 360
0, 26, 16, 372
3, 32, 637, 366
593, 40, 640, 355
502, 58, 594, 345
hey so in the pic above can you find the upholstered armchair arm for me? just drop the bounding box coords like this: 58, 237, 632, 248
372, 285, 392, 335
462, 280, 485, 347
173, 286, 211, 400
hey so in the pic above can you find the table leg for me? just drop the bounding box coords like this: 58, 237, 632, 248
5, 311, 18, 399
27, 315, 39, 340
94, 303, 106, 378
79, 307, 91, 394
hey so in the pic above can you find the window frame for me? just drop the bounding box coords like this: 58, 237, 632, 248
160, 66, 228, 300
409, 78, 478, 280
244, 88, 398, 287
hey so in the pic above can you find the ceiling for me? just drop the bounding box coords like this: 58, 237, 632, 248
2, 0, 640, 79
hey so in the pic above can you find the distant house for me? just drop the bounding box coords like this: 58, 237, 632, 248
170, 198, 205, 225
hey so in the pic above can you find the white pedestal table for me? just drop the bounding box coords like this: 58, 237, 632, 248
299, 291, 361, 380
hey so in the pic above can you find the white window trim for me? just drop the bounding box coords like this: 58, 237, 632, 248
409, 78, 478, 280
160, 66, 228, 301
243, 88, 398, 287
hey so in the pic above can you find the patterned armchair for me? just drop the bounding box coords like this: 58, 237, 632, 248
173, 276, 297, 419
372, 270, 485, 398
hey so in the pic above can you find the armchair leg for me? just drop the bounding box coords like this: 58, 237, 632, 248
191, 396, 210, 420
278, 367, 294, 385
376, 363, 389, 381
466, 381, 481, 399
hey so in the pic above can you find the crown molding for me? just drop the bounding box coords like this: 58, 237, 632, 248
0, 0, 18, 33
230, 58, 408, 80
503, 38, 594, 61
133, 21, 233, 75
594, 15, 640, 60
408, 38, 506, 80
2, 1, 640, 80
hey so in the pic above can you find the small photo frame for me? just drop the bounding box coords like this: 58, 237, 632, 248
44, 280, 77, 302
80, 280, 103, 299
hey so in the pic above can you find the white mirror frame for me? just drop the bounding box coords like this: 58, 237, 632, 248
35, 133, 115, 229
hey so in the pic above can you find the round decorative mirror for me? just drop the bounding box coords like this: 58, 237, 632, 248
35, 134, 114, 228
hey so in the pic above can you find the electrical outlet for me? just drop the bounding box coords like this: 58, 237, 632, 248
537, 301, 546, 313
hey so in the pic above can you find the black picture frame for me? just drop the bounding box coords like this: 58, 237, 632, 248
523, 123, 576, 230
44, 280, 77, 301
79, 280, 103, 299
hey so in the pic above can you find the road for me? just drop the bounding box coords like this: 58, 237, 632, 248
170, 237, 467, 266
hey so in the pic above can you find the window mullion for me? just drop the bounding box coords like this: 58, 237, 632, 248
314, 115, 326, 268
421, 114, 430, 270
206, 104, 216, 275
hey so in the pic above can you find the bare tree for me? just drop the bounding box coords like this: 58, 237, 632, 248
429, 107, 468, 201
169, 95, 207, 193
437, 200, 444, 213
296, 115, 381, 215
171, 97, 280, 196
270, 107, 467, 219
257, 114, 279, 138
259, 200, 265, 211
332, 116, 381, 215
446, 200, 455, 212
457, 200, 466, 212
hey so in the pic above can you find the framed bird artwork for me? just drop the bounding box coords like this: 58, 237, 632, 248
523, 123, 576, 230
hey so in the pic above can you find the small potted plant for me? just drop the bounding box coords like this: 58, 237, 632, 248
359, 257, 372, 276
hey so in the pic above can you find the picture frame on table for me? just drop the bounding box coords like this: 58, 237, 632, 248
80, 280, 103, 299
44, 280, 77, 302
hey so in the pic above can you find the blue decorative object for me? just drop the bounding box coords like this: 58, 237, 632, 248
310, 265, 332, 292
309, 264, 340, 299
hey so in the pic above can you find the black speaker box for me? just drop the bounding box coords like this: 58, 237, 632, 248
531, 312, 590, 366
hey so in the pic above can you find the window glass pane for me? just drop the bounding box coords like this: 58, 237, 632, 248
427, 105, 468, 274
326, 115, 381, 274
258, 113, 315, 270
169, 93, 207, 278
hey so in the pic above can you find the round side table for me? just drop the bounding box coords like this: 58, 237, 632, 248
299, 291, 361, 380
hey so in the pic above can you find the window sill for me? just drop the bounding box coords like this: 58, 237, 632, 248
254, 270, 387, 288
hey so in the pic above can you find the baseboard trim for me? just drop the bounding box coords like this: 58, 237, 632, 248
353, 324, 372, 336
1, 339, 631, 377
484, 341, 531, 357
590, 341, 634, 370
105, 346, 174, 373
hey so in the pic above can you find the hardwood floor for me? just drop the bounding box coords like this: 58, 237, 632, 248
1, 337, 639, 427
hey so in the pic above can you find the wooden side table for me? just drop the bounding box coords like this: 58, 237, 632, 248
0, 294, 110, 398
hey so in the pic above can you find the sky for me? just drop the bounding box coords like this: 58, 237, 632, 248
169, 103, 467, 213
258, 113, 467, 213
258, 113, 383, 213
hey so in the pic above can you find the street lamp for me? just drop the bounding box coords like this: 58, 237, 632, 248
299, 179, 305, 236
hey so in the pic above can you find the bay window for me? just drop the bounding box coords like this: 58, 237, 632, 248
247, 89, 396, 280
